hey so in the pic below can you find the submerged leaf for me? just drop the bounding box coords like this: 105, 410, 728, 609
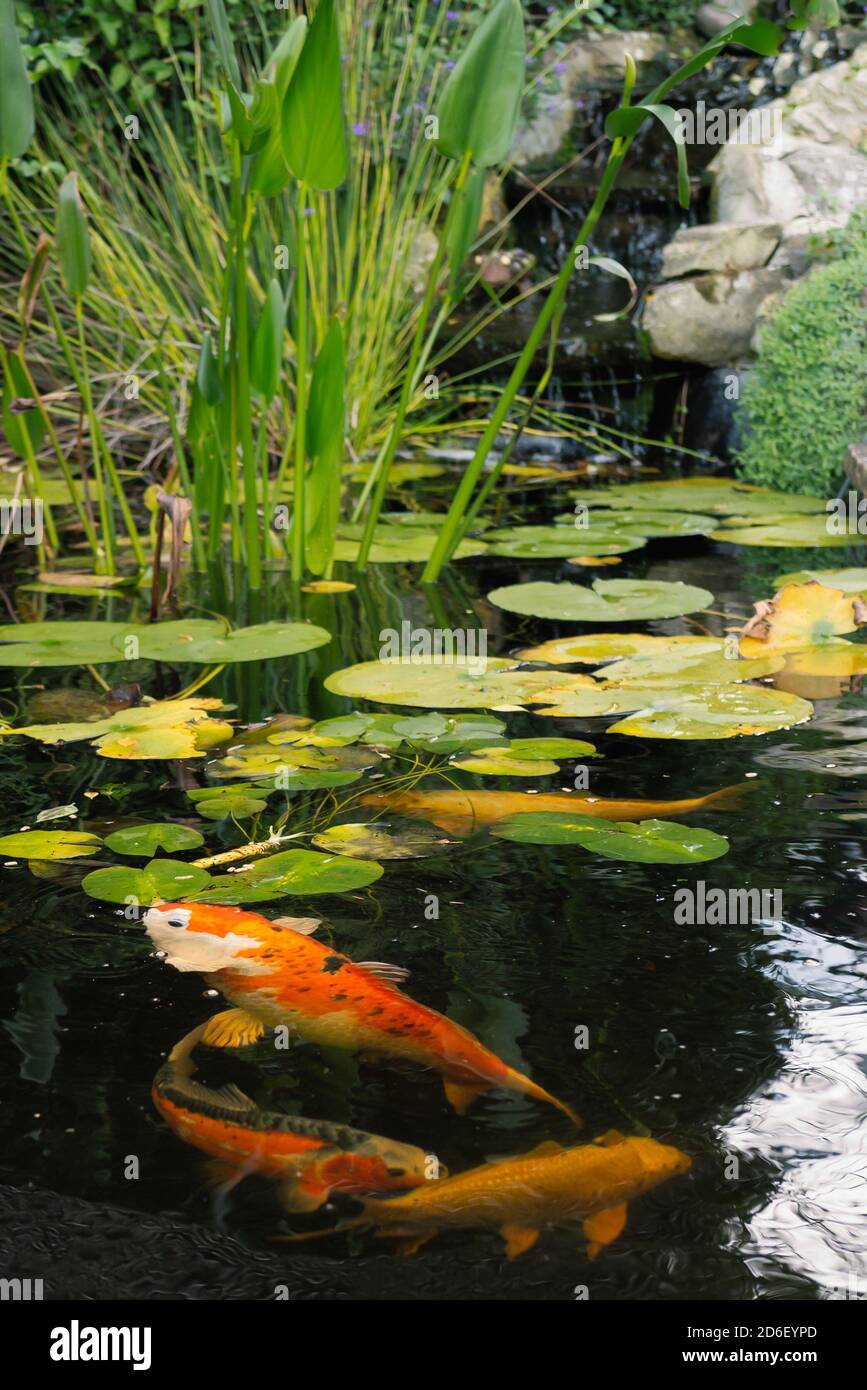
311, 821, 451, 860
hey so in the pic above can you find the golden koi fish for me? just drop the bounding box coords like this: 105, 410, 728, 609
360, 782, 750, 836
284, 1130, 691, 1259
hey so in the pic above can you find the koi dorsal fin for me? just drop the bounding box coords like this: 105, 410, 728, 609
271, 915, 322, 935
593, 1129, 627, 1148
211, 1082, 257, 1115
355, 960, 410, 985
525, 1140, 566, 1159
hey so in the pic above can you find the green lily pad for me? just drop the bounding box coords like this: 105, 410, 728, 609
775, 568, 867, 594
599, 643, 784, 685
451, 736, 597, 776
555, 509, 717, 538
604, 683, 813, 739
0, 618, 330, 666
485, 525, 644, 559
310, 821, 451, 859
332, 525, 485, 564
193, 847, 383, 903
207, 741, 372, 783
712, 515, 865, 548
82, 858, 212, 904
138, 621, 332, 663
492, 813, 729, 862
187, 784, 272, 820
571, 478, 825, 517
0, 829, 103, 861
104, 823, 205, 857
324, 656, 605, 710
0, 620, 130, 667
489, 578, 713, 623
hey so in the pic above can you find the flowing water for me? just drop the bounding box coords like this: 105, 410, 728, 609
1, 510, 866, 1301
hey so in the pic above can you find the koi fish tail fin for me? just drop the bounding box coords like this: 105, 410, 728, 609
443, 1078, 490, 1115
700, 780, 756, 813
513, 1071, 583, 1129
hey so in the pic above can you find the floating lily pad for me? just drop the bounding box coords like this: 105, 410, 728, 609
193, 847, 383, 903
775, 568, 867, 595
451, 736, 596, 776
599, 643, 784, 685
712, 515, 863, 548
1, 698, 234, 760
324, 656, 604, 710
489, 578, 713, 623
0, 618, 330, 666
604, 684, 813, 740
557, 509, 717, 537
485, 525, 643, 559
739, 582, 866, 656
310, 821, 451, 859
571, 478, 825, 517
0, 829, 103, 861
104, 823, 205, 857
332, 525, 485, 564
492, 813, 729, 862
187, 784, 272, 820
0, 620, 129, 667
516, 633, 704, 665
82, 858, 212, 904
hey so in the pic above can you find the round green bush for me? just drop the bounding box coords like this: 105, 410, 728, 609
735, 212, 867, 497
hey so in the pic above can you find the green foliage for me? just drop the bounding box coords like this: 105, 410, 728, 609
736, 212, 867, 497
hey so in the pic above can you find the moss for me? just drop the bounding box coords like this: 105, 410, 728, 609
735, 212, 867, 496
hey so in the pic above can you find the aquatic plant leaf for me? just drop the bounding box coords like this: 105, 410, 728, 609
206, 742, 364, 787
1, 346, 45, 458
489, 578, 713, 623
56, 173, 91, 297
300, 580, 355, 594
604, 684, 813, 740
134, 620, 331, 663
311, 822, 451, 860
332, 526, 485, 563
452, 736, 596, 775
0, 620, 129, 667
194, 847, 383, 903
436, 0, 525, 167
82, 859, 212, 905
104, 824, 205, 857
738, 581, 867, 655
305, 316, 345, 575
447, 166, 486, 297
599, 644, 784, 685
187, 784, 271, 820
712, 515, 861, 547
775, 568, 867, 595
324, 656, 601, 710
485, 524, 644, 558
570, 478, 824, 517
280, 0, 346, 190
0, 0, 34, 158
5, 698, 233, 760
492, 814, 729, 862
250, 278, 285, 400
0, 829, 102, 861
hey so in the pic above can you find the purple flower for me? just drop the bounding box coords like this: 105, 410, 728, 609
352, 121, 370, 137
303, 207, 315, 217
446, 60, 455, 70
447, 8, 459, 18
554, 62, 565, 74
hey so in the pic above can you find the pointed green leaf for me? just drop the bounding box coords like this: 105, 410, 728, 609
281, 0, 346, 191
206, 0, 241, 88
436, 0, 525, 167
0, 0, 34, 159
250, 279, 285, 400
56, 173, 91, 297
447, 168, 485, 298
605, 103, 690, 209
305, 317, 345, 574
1, 345, 45, 459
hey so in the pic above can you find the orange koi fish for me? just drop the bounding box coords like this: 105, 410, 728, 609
283, 1130, 691, 1259
144, 904, 580, 1125
360, 782, 750, 837
152, 1021, 437, 1212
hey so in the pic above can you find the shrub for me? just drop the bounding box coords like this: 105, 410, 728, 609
735, 212, 867, 497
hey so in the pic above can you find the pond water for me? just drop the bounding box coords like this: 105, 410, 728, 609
1, 498, 866, 1301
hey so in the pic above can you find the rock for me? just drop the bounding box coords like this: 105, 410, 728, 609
509, 31, 692, 168
694, 0, 756, 40
660, 221, 782, 277
643, 269, 784, 365
844, 442, 867, 495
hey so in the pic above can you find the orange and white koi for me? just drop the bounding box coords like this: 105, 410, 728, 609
152, 1021, 438, 1212
143, 904, 580, 1125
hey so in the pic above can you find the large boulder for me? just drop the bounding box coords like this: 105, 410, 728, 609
645, 42, 867, 365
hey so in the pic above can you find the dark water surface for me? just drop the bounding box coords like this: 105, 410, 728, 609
1, 524, 866, 1301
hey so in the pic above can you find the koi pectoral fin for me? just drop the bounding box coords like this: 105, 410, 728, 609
500, 1224, 541, 1260
443, 1078, 490, 1115
394, 1233, 434, 1257
278, 1175, 332, 1214
200, 1008, 266, 1049
583, 1202, 628, 1259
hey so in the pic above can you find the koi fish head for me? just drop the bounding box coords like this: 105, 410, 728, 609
143, 902, 273, 975
319, 1136, 444, 1196
620, 1136, 692, 1191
